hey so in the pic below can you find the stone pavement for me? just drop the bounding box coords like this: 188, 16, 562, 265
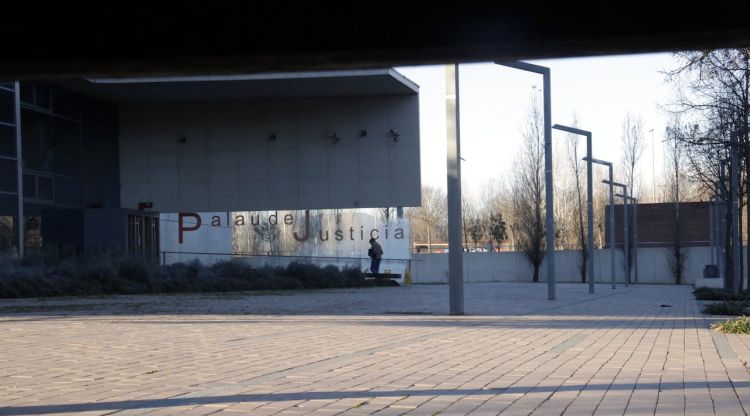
0, 282, 749, 415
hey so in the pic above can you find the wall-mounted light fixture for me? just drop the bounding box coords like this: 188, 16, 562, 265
388, 129, 400, 142
179, 136, 187, 143
359, 129, 368, 137
326, 130, 340, 144
269, 132, 277, 141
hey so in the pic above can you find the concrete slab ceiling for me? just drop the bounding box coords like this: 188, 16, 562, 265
54, 69, 418, 103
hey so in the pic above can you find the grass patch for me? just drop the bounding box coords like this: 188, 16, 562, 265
0, 256, 398, 299
713, 316, 750, 334
703, 301, 750, 315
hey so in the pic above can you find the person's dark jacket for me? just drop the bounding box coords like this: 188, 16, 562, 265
370, 241, 383, 259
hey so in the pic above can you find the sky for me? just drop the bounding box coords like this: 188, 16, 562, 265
395, 52, 681, 201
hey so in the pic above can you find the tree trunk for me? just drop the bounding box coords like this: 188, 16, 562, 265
532, 263, 539, 282
726, 201, 733, 291
739, 208, 745, 292
427, 227, 432, 254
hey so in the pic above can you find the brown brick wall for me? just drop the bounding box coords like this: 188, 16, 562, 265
605, 201, 710, 248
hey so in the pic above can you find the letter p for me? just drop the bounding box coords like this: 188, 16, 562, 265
178, 212, 201, 244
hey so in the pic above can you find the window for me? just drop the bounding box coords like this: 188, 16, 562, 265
37, 176, 54, 201
0, 89, 14, 124
0, 159, 17, 193
22, 174, 35, 198
0, 124, 15, 157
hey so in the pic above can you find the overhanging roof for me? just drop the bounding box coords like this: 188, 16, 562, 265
1, 4, 749, 79
53, 69, 418, 103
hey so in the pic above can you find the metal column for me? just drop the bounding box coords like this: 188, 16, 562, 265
731, 139, 741, 294
608, 167, 615, 289
14, 81, 23, 258
446, 64, 464, 314
543, 71, 554, 300
623, 186, 629, 286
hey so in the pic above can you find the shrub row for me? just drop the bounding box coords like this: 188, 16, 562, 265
693, 287, 750, 301
0, 257, 397, 299
702, 301, 750, 316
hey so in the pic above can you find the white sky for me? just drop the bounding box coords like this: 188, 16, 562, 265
395, 52, 680, 200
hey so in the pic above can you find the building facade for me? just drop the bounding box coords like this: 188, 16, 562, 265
0, 70, 421, 260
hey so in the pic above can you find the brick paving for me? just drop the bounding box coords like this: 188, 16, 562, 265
0, 283, 748, 415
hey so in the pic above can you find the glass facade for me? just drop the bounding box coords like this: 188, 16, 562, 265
0, 82, 121, 256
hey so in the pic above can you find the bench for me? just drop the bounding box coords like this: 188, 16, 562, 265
364, 273, 402, 279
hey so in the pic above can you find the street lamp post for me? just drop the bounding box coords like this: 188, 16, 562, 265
618, 194, 638, 283
496, 61, 555, 300
553, 124, 594, 294
650, 128, 655, 203
587, 158, 616, 289
604, 180, 629, 286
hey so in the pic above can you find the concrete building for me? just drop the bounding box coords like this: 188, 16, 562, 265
0, 70, 420, 259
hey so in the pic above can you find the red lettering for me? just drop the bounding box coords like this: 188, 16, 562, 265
178, 212, 202, 243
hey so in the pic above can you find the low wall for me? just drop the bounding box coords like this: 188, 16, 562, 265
411, 247, 713, 285
161, 252, 410, 283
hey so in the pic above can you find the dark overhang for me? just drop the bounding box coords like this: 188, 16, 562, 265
1, 3, 749, 79
52, 69, 418, 103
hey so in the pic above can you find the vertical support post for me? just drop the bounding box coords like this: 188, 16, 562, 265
633, 198, 638, 283
543, 69, 555, 301
720, 162, 730, 290
14, 81, 23, 258
710, 199, 715, 265
721, 194, 728, 286
623, 186, 629, 286
586, 134, 594, 294
446, 64, 464, 315
731, 140, 741, 294
609, 166, 616, 289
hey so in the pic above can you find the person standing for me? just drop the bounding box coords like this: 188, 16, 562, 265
368, 238, 383, 274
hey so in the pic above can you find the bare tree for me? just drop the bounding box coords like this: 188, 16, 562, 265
408, 185, 447, 253
553, 135, 576, 250
620, 113, 647, 197
563, 115, 588, 283
378, 207, 393, 224
461, 187, 476, 251
665, 119, 689, 284
618, 112, 646, 274
512, 89, 546, 281
664, 49, 750, 288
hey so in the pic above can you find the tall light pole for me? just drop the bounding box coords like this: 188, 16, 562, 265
649, 128, 655, 203
618, 194, 638, 283
496, 61, 555, 300
446, 63, 463, 314
553, 124, 594, 294
604, 180, 629, 286
588, 158, 616, 289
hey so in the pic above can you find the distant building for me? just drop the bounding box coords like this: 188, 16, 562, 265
606, 201, 710, 248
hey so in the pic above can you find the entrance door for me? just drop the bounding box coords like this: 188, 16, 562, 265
127, 213, 159, 260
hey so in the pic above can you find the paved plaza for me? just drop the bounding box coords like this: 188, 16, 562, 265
1, 282, 749, 415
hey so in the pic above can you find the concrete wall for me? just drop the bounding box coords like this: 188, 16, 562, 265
411, 247, 714, 285
119, 95, 420, 212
